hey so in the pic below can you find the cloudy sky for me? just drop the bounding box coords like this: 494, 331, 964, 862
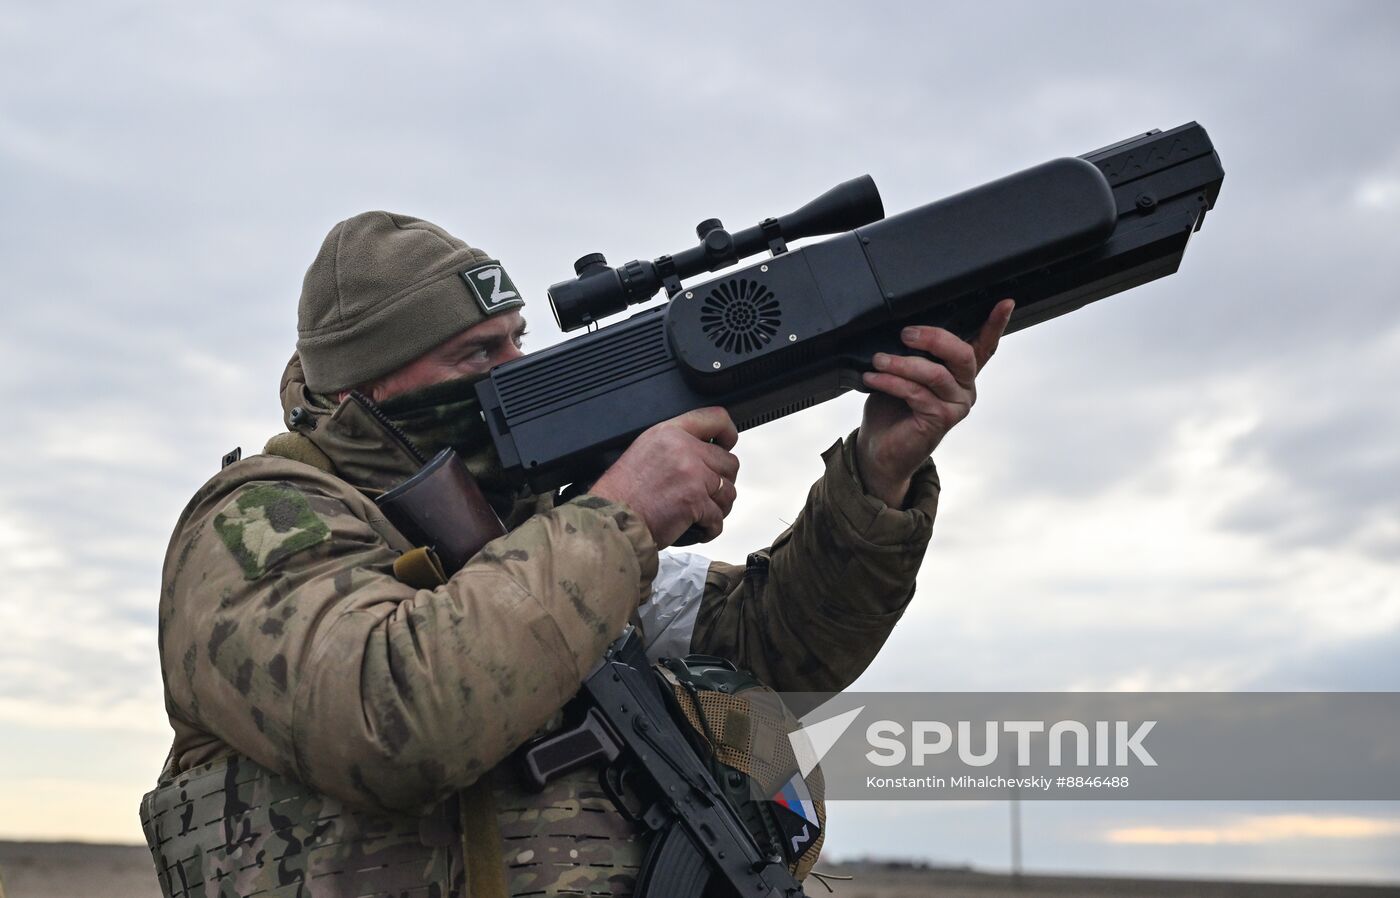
2, 0, 1398, 885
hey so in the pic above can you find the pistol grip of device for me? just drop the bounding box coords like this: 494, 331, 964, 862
520, 707, 622, 790
839, 330, 960, 396
673, 524, 706, 546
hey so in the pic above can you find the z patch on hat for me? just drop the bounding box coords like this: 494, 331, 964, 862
461, 262, 525, 315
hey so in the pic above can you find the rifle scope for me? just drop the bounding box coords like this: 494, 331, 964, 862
547, 175, 884, 332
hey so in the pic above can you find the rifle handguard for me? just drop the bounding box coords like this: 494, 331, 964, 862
375, 448, 505, 575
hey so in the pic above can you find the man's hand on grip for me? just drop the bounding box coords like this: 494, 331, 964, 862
856, 298, 1015, 506
590, 406, 740, 549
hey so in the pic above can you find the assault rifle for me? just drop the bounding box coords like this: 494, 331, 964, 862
476, 123, 1224, 494
521, 627, 808, 898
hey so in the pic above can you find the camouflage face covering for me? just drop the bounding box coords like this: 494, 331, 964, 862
377, 374, 530, 517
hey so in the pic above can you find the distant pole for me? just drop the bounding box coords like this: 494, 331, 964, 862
1009, 750, 1023, 885
1010, 794, 1023, 881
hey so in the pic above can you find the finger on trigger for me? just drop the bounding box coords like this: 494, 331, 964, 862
974, 298, 1015, 368
675, 405, 739, 450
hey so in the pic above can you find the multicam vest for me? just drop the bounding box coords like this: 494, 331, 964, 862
140, 661, 824, 898
139, 749, 648, 897
140, 754, 465, 897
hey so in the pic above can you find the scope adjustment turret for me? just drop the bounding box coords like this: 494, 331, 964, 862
573, 253, 609, 276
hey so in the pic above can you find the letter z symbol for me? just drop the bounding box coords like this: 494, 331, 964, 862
475, 267, 517, 305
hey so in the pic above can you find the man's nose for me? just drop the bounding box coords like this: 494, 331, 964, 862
499, 344, 525, 364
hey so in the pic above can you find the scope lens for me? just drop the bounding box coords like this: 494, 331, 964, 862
547, 269, 628, 332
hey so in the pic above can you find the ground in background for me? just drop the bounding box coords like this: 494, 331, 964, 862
1, 843, 1396, 898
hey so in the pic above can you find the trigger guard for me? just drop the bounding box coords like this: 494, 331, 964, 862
600, 764, 648, 826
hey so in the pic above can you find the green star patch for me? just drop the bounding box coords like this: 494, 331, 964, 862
214, 483, 330, 580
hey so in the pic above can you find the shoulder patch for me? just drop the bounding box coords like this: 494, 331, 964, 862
214, 482, 330, 580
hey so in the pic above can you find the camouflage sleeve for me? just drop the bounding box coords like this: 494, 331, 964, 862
160, 468, 657, 813
690, 429, 940, 692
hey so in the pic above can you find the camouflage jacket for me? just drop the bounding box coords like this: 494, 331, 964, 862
142, 355, 940, 897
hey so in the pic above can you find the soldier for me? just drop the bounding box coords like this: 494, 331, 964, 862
141, 211, 1013, 897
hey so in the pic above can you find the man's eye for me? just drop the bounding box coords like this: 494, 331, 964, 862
514, 330, 529, 349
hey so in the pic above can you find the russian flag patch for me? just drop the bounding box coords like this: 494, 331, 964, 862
770, 772, 820, 860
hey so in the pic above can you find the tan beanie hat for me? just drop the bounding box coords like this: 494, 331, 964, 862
296, 211, 526, 393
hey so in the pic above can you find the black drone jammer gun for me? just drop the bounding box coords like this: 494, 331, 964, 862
477, 123, 1224, 494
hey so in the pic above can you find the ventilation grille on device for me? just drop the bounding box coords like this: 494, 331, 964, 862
699, 278, 781, 355
737, 395, 821, 430
495, 313, 671, 419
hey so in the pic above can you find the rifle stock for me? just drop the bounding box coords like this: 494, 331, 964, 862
375, 448, 506, 574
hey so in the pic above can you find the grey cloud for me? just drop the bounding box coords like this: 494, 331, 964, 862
1245, 623, 1400, 691
1210, 350, 1400, 555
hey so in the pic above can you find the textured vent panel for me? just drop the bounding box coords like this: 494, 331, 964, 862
738, 395, 821, 430
700, 277, 781, 356
495, 314, 672, 418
